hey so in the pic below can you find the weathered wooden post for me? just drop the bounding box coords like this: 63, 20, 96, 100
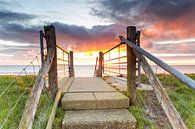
69, 51, 75, 77
136, 31, 141, 87
18, 25, 58, 129
97, 52, 103, 77
44, 25, 58, 98
40, 30, 44, 66
126, 26, 136, 105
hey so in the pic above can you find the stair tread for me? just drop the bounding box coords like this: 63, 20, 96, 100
61, 92, 129, 110
62, 109, 136, 129
61, 77, 129, 110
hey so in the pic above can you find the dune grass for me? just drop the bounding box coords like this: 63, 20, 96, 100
0, 75, 53, 129
53, 108, 64, 129
130, 74, 195, 129
129, 90, 158, 129
32, 92, 53, 129
158, 74, 195, 129
0, 74, 194, 129
0, 76, 33, 129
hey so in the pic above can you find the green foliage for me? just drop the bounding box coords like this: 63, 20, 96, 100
0, 76, 53, 129
138, 74, 195, 129
0, 76, 32, 129
32, 92, 53, 129
129, 90, 158, 129
129, 106, 158, 129
53, 108, 64, 129
158, 74, 195, 129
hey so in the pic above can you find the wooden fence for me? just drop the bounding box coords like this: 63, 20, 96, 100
95, 26, 195, 129
18, 25, 74, 129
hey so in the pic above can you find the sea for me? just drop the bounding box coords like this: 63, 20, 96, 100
0, 65, 194, 77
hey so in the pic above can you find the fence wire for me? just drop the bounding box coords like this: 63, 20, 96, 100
101, 37, 195, 128
0, 54, 41, 129
142, 57, 195, 128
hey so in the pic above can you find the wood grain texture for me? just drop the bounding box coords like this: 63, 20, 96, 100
97, 52, 103, 77
45, 25, 58, 98
69, 51, 74, 77
136, 52, 187, 129
126, 26, 136, 105
18, 25, 57, 129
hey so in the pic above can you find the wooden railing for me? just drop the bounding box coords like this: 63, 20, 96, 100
96, 26, 195, 129
18, 25, 74, 129
56, 45, 70, 79
19, 25, 57, 129
119, 35, 195, 90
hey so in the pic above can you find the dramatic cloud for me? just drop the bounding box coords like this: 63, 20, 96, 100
1, 1, 195, 65
0, 10, 36, 23
0, 10, 40, 44
91, 0, 195, 23
91, 0, 195, 52
146, 0, 195, 20
0, 23, 41, 43
51, 22, 121, 51
0, 21, 121, 51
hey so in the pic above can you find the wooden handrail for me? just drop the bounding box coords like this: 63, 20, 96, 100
56, 45, 69, 54
119, 35, 195, 90
103, 42, 125, 54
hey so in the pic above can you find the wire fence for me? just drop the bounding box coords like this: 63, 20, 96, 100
0, 45, 70, 129
143, 58, 195, 128
0, 54, 41, 129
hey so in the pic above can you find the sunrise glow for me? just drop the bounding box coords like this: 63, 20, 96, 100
0, 0, 194, 67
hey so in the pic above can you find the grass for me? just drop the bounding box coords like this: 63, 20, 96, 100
32, 91, 54, 129
131, 74, 195, 129
0, 75, 33, 129
129, 90, 158, 129
0, 74, 194, 129
0, 75, 53, 129
53, 107, 64, 129
158, 74, 195, 129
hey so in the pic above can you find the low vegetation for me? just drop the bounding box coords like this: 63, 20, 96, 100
130, 74, 195, 129
0, 74, 194, 129
53, 108, 64, 129
158, 74, 195, 129
0, 75, 53, 129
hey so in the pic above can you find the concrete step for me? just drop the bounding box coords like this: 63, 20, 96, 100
61, 92, 129, 110
62, 109, 137, 129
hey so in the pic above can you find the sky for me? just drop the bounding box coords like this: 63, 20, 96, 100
0, 0, 195, 65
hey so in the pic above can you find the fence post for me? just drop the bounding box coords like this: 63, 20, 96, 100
44, 25, 58, 98
69, 51, 75, 77
126, 26, 136, 105
136, 31, 141, 87
97, 52, 103, 77
40, 30, 44, 66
